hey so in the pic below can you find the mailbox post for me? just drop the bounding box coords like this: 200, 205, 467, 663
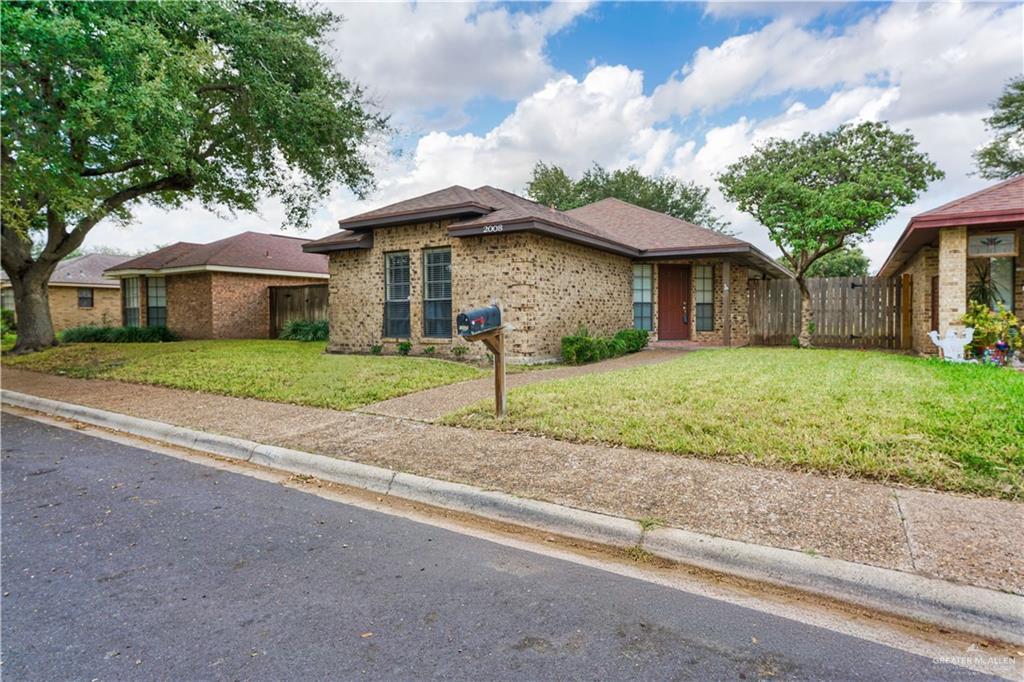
457, 305, 506, 418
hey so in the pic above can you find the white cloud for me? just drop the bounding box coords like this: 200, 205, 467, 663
325, 1, 591, 130
653, 2, 1021, 119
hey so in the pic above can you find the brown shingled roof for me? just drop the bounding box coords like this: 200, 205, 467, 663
915, 176, 1024, 219
336, 185, 493, 229
1, 253, 130, 288
107, 232, 328, 276
566, 197, 746, 252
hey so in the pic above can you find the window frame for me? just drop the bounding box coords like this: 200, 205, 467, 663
146, 276, 167, 328
632, 264, 653, 331
694, 265, 715, 332
2, 287, 16, 311
422, 247, 452, 338
383, 251, 411, 339
990, 256, 1015, 310
967, 232, 1016, 259
77, 287, 94, 309
122, 277, 140, 327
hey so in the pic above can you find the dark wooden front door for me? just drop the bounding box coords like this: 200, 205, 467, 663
658, 265, 691, 340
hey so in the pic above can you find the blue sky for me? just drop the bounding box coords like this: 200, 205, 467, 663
90, 1, 1024, 271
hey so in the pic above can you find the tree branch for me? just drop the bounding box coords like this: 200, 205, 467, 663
80, 158, 148, 177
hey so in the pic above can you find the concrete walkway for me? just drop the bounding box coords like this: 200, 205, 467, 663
2, 366, 1021, 597
361, 346, 692, 421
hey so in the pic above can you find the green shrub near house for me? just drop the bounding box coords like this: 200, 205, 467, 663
561, 327, 649, 364
278, 319, 329, 342
60, 325, 179, 343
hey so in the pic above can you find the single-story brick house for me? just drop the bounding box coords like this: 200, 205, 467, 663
105, 232, 328, 339
1, 253, 128, 330
303, 185, 789, 362
879, 176, 1024, 355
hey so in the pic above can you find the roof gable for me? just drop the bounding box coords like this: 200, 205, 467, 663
915, 176, 1024, 219
1, 253, 132, 287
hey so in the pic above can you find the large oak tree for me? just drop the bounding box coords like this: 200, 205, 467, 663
718, 122, 942, 347
1, 1, 387, 353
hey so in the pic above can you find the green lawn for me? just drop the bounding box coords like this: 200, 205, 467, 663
445, 348, 1024, 499
3, 340, 485, 410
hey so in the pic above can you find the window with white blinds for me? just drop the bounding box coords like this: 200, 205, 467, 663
384, 252, 410, 338
423, 248, 452, 338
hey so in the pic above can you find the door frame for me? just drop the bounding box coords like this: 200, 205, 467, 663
657, 264, 691, 340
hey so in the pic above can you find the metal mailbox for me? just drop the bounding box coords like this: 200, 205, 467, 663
457, 305, 501, 337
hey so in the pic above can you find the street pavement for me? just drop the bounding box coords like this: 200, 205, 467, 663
0, 413, 997, 680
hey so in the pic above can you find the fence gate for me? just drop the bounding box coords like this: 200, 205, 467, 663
748, 277, 903, 349
269, 283, 328, 338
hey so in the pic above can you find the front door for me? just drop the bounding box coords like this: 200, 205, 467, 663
658, 265, 691, 340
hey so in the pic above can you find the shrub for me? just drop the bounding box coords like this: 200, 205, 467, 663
452, 345, 468, 358
370, 344, 382, 355
1, 308, 15, 334
961, 301, 1021, 360
60, 325, 179, 343
397, 341, 412, 356
278, 319, 329, 342
613, 328, 649, 353
561, 327, 648, 365
423, 345, 436, 355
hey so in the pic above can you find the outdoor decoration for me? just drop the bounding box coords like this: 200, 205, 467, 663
960, 301, 1022, 366
928, 328, 975, 362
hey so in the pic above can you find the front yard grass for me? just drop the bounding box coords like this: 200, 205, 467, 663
445, 348, 1024, 499
3, 340, 485, 410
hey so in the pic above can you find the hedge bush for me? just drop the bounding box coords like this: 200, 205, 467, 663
561, 327, 649, 365
60, 325, 179, 343
278, 319, 329, 341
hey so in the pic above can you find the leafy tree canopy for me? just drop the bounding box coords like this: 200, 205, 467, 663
1, 0, 387, 352
718, 121, 942, 346
527, 162, 732, 233
785, 245, 871, 278
974, 76, 1024, 180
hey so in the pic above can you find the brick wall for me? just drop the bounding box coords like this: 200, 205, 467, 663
648, 259, 753, 347
209, 272, 324, 339
326, 221, 633, 361
937, 226, 968, 334
47, 286, 120, 331
166, 273, 214, 339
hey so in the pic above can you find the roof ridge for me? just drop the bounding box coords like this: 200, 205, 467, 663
918, 175, 1024, 216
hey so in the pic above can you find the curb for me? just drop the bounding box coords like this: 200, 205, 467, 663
3, 389, 1022, 645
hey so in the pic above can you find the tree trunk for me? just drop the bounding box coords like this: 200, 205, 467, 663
797, 277, 814, 349
8, 264, 59, 354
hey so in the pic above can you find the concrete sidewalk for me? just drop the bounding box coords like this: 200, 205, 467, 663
2, 367, 1021, 597
360, 346, 692, 421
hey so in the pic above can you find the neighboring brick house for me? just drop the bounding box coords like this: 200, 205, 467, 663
1, 253, 127, 331
304, 185, 790, 362
105, 232, 328, 339
879, 176, 1024, 355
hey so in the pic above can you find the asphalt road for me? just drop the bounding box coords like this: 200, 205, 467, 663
0, 413, 995, 681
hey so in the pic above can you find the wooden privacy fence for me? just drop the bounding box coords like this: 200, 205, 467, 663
269, 283, 328, 338
748, 277, 904, 348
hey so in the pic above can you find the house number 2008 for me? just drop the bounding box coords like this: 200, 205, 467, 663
482, 224, 504, 233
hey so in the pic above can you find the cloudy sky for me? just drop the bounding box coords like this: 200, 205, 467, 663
87, 1, 1023, 271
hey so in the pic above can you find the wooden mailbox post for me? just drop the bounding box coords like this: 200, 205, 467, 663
457, 304, 507, 418
463, 325, 507, 418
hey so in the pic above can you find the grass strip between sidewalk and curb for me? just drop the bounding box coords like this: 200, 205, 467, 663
3, 388, 1022, 647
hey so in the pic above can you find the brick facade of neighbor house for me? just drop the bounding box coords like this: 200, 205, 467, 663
106, 232, 329, 340
46, 286, 121, 331
879, 178, 1024, 356
326, 220, 634, 361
